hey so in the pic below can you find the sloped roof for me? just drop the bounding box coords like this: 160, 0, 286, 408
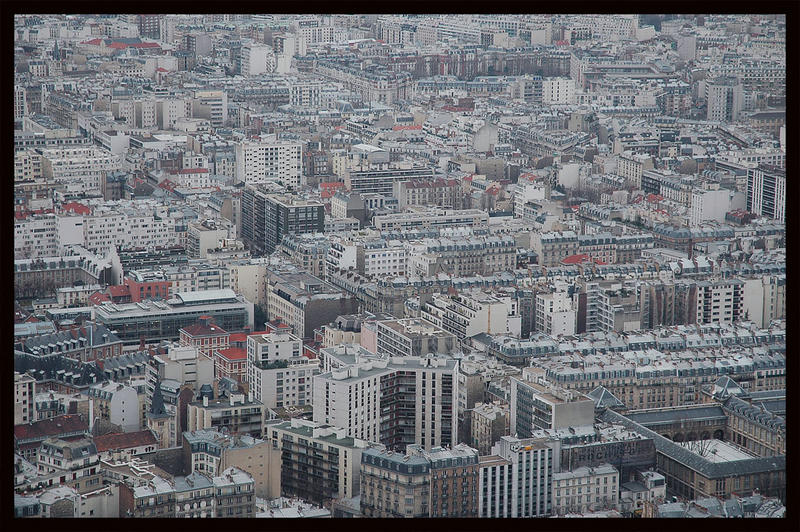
14, 415, 88, 442
587, 386, 625, 409
93, 430, 158, 452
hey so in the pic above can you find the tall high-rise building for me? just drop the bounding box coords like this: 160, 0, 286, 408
484, 435, 560, 517
313, 356, 459, 451
235, 140, 303, 187
240, 186, 324, 255
136, 14, 161, 39
706, 76, 743, 122
747, 164, 786, 222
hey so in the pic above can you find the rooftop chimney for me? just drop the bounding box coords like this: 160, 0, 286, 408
203, 396, 209, 407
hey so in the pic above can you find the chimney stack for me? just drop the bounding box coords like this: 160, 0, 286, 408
203, 395, 209, 407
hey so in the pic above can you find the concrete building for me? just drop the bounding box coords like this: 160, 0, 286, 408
706, 76, 743, 122
747, 164, 785, 223
741, 275, 785, 328
235, 140, 303, 188
552, 463, 619, 515
95, 289, 252, 345
423, 291, 511, 339
313, 356, 459, 451
510, 368, 595, 437
376, 318, 457, 358
87, 382, 141, 433
15, 372, 37, 425
266, 418, 368, 506
487, 435, 560, 517
542, 77, 576, 105
535, 291, 577, 337
689, 188, 739, 226
40, 147, 121, 197
469, 402, 510, 455
182, 429, 280, 498
192, 90, 227, 127
240, 187, 324, 255
693, 279, 744, 325
240, 43, 276, 76
246, 329, 319, 409
266, 269, 358, 339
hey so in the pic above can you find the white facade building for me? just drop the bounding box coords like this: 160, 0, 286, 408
552, 464, 619, 515
542, 77, 576, 105
535, 291, 577, 337
312, 356, 459, 450
247, 330, 318, 409
235, 140, 303, 188
40, 147, 121, 197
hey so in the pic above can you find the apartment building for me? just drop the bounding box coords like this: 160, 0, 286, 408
407, 235, 516, 277
15, 372, 37, 425
706, 76, 743, 122
531, 231, 579, 267
192, 90, 227, 127
616, 152, 653, 188
40, 147, 120, 197
14, 213, 58, 258
394, 178, 465, 210
266, 418, 368, 506
359, 445, 431, 518
182, 429, 280, 498
510, 369, 594, 437
693, 279, 744, 325
186, 393, 265, 438
359, 443, 479, 518
240, 187, 324, 255
313, 356, 459, 451
37, 437, 102, 493
747, 164, 785, 223
266, 269, 358, 338
535, 291, 577, 337
469, 402, 510, 455
542, 77, 576, 105
246, 329, 319, 409
234, 140, 303, 188
373, 208, 489, 232
87, 382, 140, 433
376, 318, 456, 358
486, 435, 560, 517
552, 464, 619, 515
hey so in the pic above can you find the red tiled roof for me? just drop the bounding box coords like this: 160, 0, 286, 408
14, 415, 88, 442
392, 124, 422, 131
156, 67, 168, 72
88, 292, 111, 305
561, 254, 592, 265
215, 347, 247, 361
61, 202, 91, 215
108, 285, 130, 297
80, 38, 103, 45
93, 430, 158, 452
180, 323, 229, 337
